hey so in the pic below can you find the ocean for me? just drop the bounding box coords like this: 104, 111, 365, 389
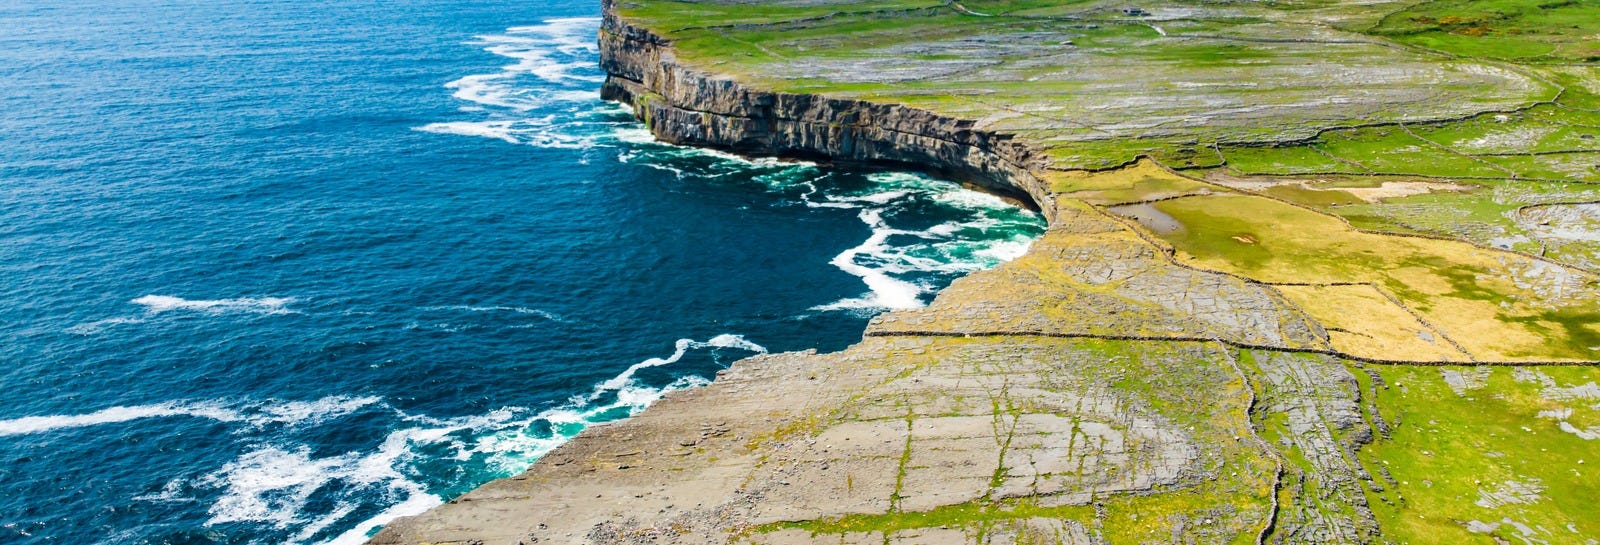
0, 0, 1043, 543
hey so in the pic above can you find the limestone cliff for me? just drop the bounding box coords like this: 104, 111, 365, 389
596, 0, 1055, 220
369, 0, 1600, 543
367, 4, 1386, 544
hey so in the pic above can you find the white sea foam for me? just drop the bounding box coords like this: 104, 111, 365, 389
417, 17, 639, 150
414, 120, 519, 143
414, 116, 605, 149
132, 295, 296, 315
322, 492, 441, 545
619, 140, 818, 175
588, 334, 765, 397
814, 208, 927, 311
0, 395, 381, 437
243, 396, 383, 429
200, 414, 466, 538
864, 171, 945, 191
203, 446, 362, 528
506, 17, 602, 56
452, 18, 603, 107
611, 124, 661, 145
444, 71, 598, 111
0, 402, 244, 437
65, 316, 147, 335
973, 236, 1036, 263
174, 335, 764, 543
463, 373, 714, 476
801, 171, 1044, 313
932, 185, 1014, 209
290, 502, 358, 544
423, 304, 568, 322
67, 295, 295, 333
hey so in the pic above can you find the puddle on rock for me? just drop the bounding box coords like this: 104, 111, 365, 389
1108, 203, 1183, 234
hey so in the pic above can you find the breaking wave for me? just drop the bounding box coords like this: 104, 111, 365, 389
112, 335, 764, 544
804, 171, 1043, 312
0, 396, 380, 437
413, 17, 633, 150
613, 141, 1047, 312
132, 295, 296, 315
416, 19, 1045, 316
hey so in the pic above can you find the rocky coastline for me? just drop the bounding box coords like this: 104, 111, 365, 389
368, 0, 1600, 543
366, 3, 1113, 543
595, 0, 1056, 221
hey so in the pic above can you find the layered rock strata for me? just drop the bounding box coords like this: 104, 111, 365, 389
596, 0, 1057, 220
368, 3, 1401, 544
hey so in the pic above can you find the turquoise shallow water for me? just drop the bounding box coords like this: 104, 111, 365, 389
0, 1, 1043, 543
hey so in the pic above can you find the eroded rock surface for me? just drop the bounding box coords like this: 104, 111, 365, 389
868, 202, 1327, 350
370, 0, 1600, 543
374, 334, 1276, 544
372, 192, 1392, 544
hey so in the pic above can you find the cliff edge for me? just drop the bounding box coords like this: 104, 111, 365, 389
371, 0, 1600, 543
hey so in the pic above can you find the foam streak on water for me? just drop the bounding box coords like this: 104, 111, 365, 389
0, 5, 1043, 544
801, 172, 1045, 313
66, 336, 763, 544
0, 396, 381, 437
132, 295, 297, 315
0, 402, 244, 437
227, 336, 754, 544
417, 18, 1044, 314
413, 17, 623, 150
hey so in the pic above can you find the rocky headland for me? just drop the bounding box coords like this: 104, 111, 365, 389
372, 0, 1600, 543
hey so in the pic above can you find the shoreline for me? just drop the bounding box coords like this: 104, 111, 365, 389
592, 0, 1059, 223
366, 1, 1600, 543
367, 2, 1073, 543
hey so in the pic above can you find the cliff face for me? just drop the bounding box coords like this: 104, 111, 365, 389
596, 0, 1056, 220
366, 5, 1385, 545
367, 0, 1600, 543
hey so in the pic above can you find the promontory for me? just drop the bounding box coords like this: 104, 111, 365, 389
373, 0, 1600, 542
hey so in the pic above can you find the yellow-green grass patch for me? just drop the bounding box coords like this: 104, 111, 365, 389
1274, 284, 1472, 362
1048, 160, 1214, 204
1150, 193, 1600, 361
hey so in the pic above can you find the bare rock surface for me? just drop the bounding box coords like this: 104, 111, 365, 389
368, 0, 1600, 543
868, 202, 1326, 349
374, 334, 1277, 544
1246, 351, 1378, 544
370, 177, 1384, 543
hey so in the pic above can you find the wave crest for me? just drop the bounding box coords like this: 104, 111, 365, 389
414, 17, 631, 150
132, 295, 296, 315
0, 395, 380, 437
117, 335, 765, 544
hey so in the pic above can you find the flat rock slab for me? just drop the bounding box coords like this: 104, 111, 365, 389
371, 335, 1289, 544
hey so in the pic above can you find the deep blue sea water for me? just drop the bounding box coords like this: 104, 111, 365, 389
0, 1, 1043, 543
